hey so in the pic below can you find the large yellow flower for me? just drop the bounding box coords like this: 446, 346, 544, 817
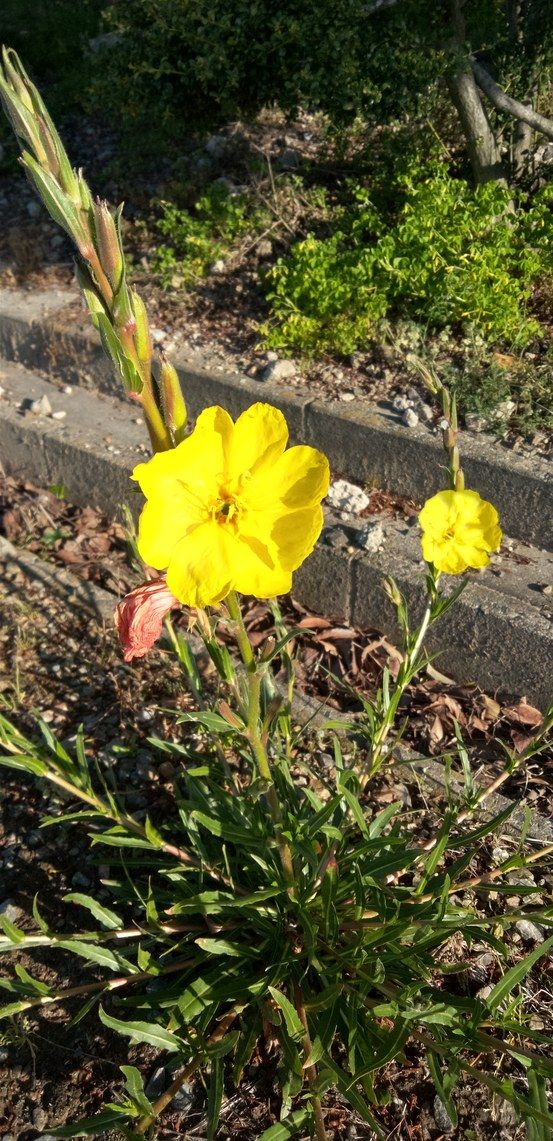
133, 403, 330, 607
419, 489, 502, 574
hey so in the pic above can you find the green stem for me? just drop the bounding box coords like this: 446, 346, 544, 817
226, 591, 295, 886
365, 577, 438, 782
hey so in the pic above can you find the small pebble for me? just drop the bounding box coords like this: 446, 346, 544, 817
30, 394, 52, 417
32, 1106, 48, 1131
63, 385, 73, 395
51, 409, 67, 420
72, 871, 92, 889
327, 479, 370, 516
356, 521, 385, 553
340, 391, 356, 402
515, 919, 544, 943
0, 900, 23, 923
210, 259, 226, 274
433, 1095, 455, 1133
476, 984, 493, 1000
260, 358, 297, 382
402, 408, 419, 428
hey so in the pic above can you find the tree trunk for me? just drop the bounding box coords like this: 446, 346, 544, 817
445, 0, 507, 186
446, 67, 507, 185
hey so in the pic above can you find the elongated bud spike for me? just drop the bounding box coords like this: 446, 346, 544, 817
158, 357, 187, 443
131, 291, 153, 364
382, 575, 403, 609
93, 199, 124, 290
217, 700, 244, 729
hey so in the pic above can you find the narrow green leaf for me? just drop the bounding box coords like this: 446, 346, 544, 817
63, 894, 122, 931
45, 1107, 130, 1137
268, 986, 304, 1041
120, 1065, 154, 1115
486, 935, 553, 1011
258, 1109, 310, 1140
0, 915, 25, 944
207, 1057, 224, 1141
99, 1007, 182, 1052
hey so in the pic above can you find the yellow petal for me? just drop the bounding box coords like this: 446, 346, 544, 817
269, 505, 325, 571
228, 403, 288, 482
243, 445, 330, 511
137, 492, 202, 569
166, 522, 234, 608
133, 405, 233, 501
232, 534, 292, 597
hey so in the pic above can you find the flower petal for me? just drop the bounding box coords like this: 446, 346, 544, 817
269, 505, 325, 571
137, 491, 203, 569
232, 534, 292, 597
115, 579, 178, 662
133, 405, 233, 501
228, 403, 288, 482
243, 445, 330, 512
166, 522, 235, 608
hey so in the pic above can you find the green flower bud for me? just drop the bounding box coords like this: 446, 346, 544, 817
158, 357, 187, 443
93, 199, 124, 291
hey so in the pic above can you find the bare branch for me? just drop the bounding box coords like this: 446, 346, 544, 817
472, 59, 553, 141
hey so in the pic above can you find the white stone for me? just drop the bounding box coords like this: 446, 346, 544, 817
402, 407, 419, 427
51, 410, 67, 420
261, 358, 297, 382
340, 391, 356, 402
150, 327, 167, 344
393, 394, 409, 411
0, 386, 5, 397
327, 479, 371, 516
515, 920, 545, 943
30, 394, 52, 416
356, 521, 385, 552
0, 900, 23, 923
465, 412, 489, 433
210, 259, 226, 274
63, 385, 73, 395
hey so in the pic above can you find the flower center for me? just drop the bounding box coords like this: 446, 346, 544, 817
214, 495, 239, 527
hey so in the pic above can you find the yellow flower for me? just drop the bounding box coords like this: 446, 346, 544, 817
133, 403, 330, 607
419, 489, 502, 575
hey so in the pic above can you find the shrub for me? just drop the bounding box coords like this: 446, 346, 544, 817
153, 182, 268, 288
263, 168, 553, 355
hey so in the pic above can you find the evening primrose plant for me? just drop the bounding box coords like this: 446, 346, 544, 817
0, 49, 553, 1141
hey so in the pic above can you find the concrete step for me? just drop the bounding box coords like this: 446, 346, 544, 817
0, 358, 551, 706
0, 286, 551, 550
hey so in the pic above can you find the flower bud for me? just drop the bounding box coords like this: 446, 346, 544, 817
131, 291, 153, 364
93, 199, 124, 290
158, 357, 187, 443
217, 700, 245, 729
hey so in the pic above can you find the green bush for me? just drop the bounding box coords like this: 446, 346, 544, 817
0, 0, 101, 114
153, 182, 268, 288
263, 168, 553, 355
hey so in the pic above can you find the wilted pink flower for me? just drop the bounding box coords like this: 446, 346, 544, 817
115, 578, 178, 662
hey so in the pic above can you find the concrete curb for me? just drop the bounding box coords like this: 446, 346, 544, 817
3, 540, 551, 845
1, 360, 551, 706
0, 287, 551, 549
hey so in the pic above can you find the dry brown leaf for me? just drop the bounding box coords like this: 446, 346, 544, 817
504, 701, 543, 727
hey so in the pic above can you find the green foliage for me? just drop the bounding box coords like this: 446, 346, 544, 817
263, 169, 553, 355
0, 0, 101, 114
0, 633, 552, 1137
153, 182, 267, 288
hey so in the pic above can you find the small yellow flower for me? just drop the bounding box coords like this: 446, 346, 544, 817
419, 489, 502, 575
133, 403, 330, 608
